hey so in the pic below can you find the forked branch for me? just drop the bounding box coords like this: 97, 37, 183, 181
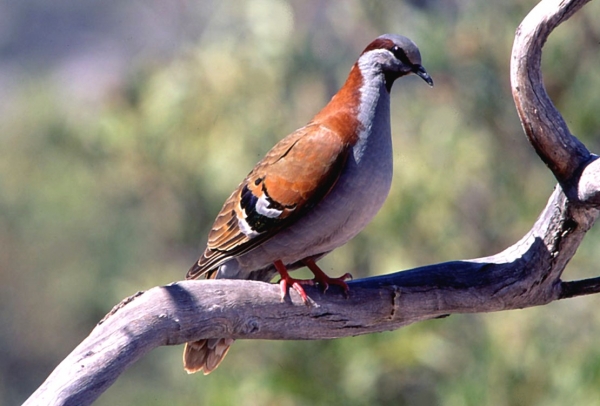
25, 0, 600, 405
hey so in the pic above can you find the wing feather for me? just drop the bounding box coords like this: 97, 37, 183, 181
187, 123, 351, 279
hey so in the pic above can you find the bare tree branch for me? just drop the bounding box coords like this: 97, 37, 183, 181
25, 0, 600, 405
560, 276, 600, 299
511, 0, 595, 192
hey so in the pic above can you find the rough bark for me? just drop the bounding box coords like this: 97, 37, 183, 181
25, 0, 600, 405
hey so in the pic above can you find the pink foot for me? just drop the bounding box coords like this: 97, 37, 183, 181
303, 258, 352, 296
274, 260, 314, 303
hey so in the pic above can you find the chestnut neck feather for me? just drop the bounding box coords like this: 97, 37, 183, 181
311, 63, 364, 146
311, 56, 389, 151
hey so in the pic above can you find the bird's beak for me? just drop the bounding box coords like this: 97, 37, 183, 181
413, 65, 433, 87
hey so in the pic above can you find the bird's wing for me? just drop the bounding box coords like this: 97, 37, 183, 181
187, 123, 351, 279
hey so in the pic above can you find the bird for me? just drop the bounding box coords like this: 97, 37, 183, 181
183, 34, 433, 374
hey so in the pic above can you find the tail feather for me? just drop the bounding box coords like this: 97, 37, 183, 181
183, 338, 234, 375
184, 260, 232, 374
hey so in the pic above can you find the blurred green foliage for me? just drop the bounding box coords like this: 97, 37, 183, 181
3, 0, 600, 405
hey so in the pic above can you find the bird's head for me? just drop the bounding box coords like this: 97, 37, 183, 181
359, 34, 433, 91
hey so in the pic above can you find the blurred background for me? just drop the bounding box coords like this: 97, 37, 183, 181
2, 0, 600, 405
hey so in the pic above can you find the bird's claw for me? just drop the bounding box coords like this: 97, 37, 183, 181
279, 277, 314, 303
313, 272, 352, 297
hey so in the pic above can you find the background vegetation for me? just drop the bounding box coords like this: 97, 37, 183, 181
2, 0, 600, 404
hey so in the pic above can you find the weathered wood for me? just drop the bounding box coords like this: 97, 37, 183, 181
24, 0, 600, 404
510, 0, 593, 188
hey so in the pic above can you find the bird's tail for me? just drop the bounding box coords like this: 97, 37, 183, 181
184, 259, 233, 374
183, 338, 235, 375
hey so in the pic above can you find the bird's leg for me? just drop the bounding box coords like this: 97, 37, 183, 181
273, 260, 313, 303
303, 258, 352, 296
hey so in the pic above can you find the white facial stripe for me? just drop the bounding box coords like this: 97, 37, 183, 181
358, 49, 395, 74
255, 195, 283, 218
354, 50, 389, 162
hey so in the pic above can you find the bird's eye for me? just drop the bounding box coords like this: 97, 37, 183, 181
391, 46, 411, 65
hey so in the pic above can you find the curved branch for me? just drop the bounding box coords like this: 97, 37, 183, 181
24, 188, 600, 406
510, 0, 593, 188
25, 0, 600, 405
